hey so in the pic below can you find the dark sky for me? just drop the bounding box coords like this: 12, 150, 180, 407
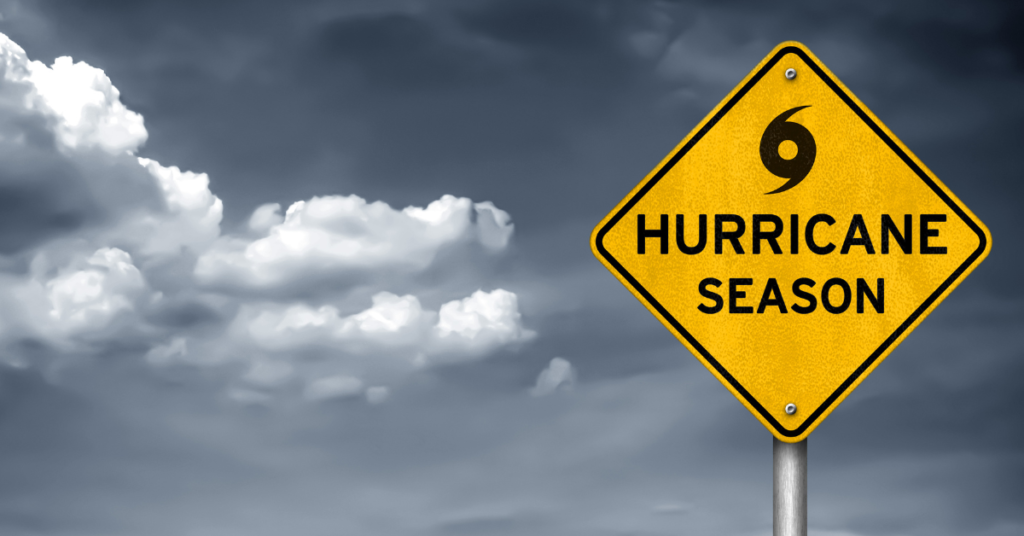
0, 0, 1019, 534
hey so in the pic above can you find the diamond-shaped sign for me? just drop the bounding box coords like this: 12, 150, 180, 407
591, 41, 991, 442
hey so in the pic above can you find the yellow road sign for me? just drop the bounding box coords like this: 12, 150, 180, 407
591, 41, 991, 442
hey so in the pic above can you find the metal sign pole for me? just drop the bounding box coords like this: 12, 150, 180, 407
773, 437, 807, 536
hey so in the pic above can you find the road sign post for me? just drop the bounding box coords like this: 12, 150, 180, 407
591, 41, 991, 532
774, 438, 807, 536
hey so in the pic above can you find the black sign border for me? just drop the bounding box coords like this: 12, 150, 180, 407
594, 46, 989, 438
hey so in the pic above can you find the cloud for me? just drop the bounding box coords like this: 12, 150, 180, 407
0, 36, 162, 254
433, 289, 534, 361
43, 247, 147, 335
21, 49, 147, 154
0, 31, 531, 401
530, 357, 575, 396
4, 247, 156, 352
195, 194, 512, 291
241, 292, 430, 354
221, 289, 534, 382
248, 202, 284, 233
133, 158, 223, 256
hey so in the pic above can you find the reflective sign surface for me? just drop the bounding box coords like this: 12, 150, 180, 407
592, 42, 991, 442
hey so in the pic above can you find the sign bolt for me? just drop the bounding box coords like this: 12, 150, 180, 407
785, 403, 797, 415
785, 68, 796, 80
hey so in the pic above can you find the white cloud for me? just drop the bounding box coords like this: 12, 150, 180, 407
0, 31, 531, 402
248, 203, 284, 233
433, 289, 533, 360
21, 48, 147, 154
0, 247, 158, 354
471, 201, 513, 251
195, 194, 513, 290
41, 247, 148, 336
241, 289, 532, 364
132, 158, 223, 255
243, 292, 431, 354
0, 34, 223, 263
530, 357, 576, 397
47, 248, 140, 314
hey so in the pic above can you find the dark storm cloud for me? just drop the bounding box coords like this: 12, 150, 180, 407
456, 1, 640, 82
281, 0, 675, 223
870, 2, 1024, 75
0, 0, 1019, 535
310, 13, 499, 89
6, 0, 676, 227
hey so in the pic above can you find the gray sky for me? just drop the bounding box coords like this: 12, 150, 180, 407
0, 0, 1019, 535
